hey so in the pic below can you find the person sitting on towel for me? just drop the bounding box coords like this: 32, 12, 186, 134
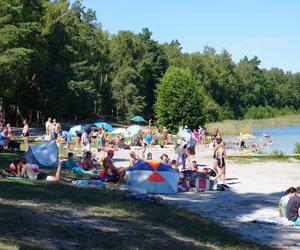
10, 158, 62, 181
81, 151, 96, 171
279, 187, 296, 217
103, 150, 126, 183
286, 186, 300, 226
64, 152, 79, 170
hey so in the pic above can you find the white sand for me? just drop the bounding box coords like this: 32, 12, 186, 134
111, 145, 300, 249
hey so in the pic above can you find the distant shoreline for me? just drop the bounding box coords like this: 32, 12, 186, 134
206, 114, 300, 135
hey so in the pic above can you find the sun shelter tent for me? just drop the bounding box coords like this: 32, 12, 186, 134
24, 140, 59, 168
130, 116, 146, 123
126, 160, 180, 194
126, 125, 141, 138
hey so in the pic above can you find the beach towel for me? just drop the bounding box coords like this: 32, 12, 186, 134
122, 193, 157, 204
72, 167, 98, 175
72, 179, 105, 188
7, 177, 28, 180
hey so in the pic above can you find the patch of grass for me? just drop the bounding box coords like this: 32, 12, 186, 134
0, 152, 23, 168
227, 154, 294, 164
206, 114, 300, 135
0, 180, 266, 250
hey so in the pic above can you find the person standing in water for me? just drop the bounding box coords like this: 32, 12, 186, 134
22, 119, 29, 151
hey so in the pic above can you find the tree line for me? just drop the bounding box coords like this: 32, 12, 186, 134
1, 0, 300, 128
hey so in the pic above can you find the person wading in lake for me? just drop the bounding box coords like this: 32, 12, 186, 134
22, 119, 29, 151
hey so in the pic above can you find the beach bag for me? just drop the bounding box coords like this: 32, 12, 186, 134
195, 178, 216, 191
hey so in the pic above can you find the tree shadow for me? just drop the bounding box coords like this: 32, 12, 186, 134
0, 180, 264, 249
0, 201, 211, 250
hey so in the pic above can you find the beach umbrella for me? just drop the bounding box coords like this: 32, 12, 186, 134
110, 128, 130, 137
94, 122, 114, 131
239, 133, 256, 139
126, 160, 180, 194
69, 125, 83, 136
130, 116, 146, 123
126, 125, 141, 137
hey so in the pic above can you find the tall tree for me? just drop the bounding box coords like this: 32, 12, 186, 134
155, 67, 206, 132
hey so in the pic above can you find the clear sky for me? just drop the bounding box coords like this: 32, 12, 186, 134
74, 0, 300, 72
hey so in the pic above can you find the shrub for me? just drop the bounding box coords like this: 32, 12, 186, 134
245, 105, 298, 119
295, 143, 300, 154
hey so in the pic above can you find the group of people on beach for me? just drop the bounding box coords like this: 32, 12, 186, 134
0, 122, 12, 149
0, 118, 31, 152
279, 186, 300, 226
0, 113, 231, 191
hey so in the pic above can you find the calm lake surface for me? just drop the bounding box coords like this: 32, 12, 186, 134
224, 125, 300, 154
253, 125, 300, 154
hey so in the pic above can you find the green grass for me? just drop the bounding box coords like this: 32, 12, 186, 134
227, 154, 296, 164
206, 114, 300, 135
0, 152, 267, 250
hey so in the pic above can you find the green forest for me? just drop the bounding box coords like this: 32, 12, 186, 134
1, 0, 300, 128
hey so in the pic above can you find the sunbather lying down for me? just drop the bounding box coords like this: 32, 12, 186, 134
2, 158, 63, 181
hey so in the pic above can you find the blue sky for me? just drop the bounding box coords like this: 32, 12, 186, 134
74, 0, 300, 72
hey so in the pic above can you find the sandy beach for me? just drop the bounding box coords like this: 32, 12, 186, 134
111, 145, 300, 249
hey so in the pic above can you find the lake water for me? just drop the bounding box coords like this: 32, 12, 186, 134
253, 125, 300, 154
224, 125, 300, 154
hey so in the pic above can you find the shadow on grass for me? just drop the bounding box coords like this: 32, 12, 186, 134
0, 202, 212, 250
0, 152, 24, 167
0, 181, 265, 250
